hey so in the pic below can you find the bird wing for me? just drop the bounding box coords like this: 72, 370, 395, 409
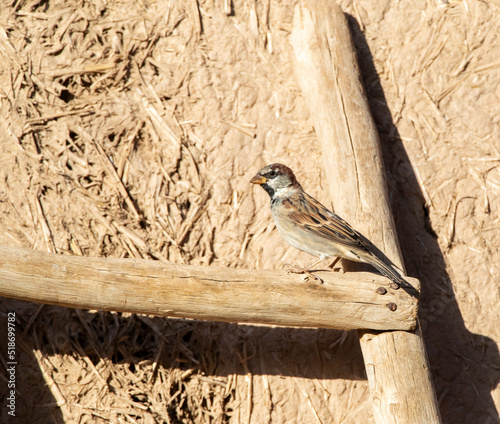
283, 190, 406, 285
286, 191, 370, 254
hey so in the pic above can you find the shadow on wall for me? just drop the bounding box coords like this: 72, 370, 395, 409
0, 301, 65, 424
347, 15, 500, 424
1, 298, 367, 423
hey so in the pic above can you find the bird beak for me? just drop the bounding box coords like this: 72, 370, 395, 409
250, 175, 266, 185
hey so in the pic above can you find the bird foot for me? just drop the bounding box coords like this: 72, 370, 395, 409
285, 264, 323, 283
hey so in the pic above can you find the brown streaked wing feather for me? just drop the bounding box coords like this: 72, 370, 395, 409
287, 192, 369, 252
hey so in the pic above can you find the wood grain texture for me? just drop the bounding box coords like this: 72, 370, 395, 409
0, 244, 418, 331
291, 1, 441, 423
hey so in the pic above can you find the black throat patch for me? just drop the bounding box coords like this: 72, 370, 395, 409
261, 183, 275, 198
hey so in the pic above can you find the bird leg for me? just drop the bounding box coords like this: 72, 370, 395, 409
328, 257, 344, 273
285, 258, 324, 282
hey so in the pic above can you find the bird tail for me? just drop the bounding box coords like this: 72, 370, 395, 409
367, 254, 407, 286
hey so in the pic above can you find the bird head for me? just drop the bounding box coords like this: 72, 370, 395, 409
250, 163, 299, 198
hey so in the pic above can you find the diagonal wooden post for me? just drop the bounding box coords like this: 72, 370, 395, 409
291, 1, 441, 423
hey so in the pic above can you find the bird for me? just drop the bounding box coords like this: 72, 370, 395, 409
250, 163, 406, 287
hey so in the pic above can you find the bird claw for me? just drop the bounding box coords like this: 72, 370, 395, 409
285, 264, 323, 283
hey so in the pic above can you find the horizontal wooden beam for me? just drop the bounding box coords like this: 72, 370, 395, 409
0, 245, 419, 330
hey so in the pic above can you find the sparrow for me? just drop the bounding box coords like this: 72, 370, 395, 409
250, 163, 405, 287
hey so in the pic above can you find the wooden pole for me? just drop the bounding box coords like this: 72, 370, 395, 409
291, 1, 441, 423
0, 244, 418, 331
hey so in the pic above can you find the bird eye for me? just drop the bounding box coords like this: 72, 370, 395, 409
268, 170, 277, 178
